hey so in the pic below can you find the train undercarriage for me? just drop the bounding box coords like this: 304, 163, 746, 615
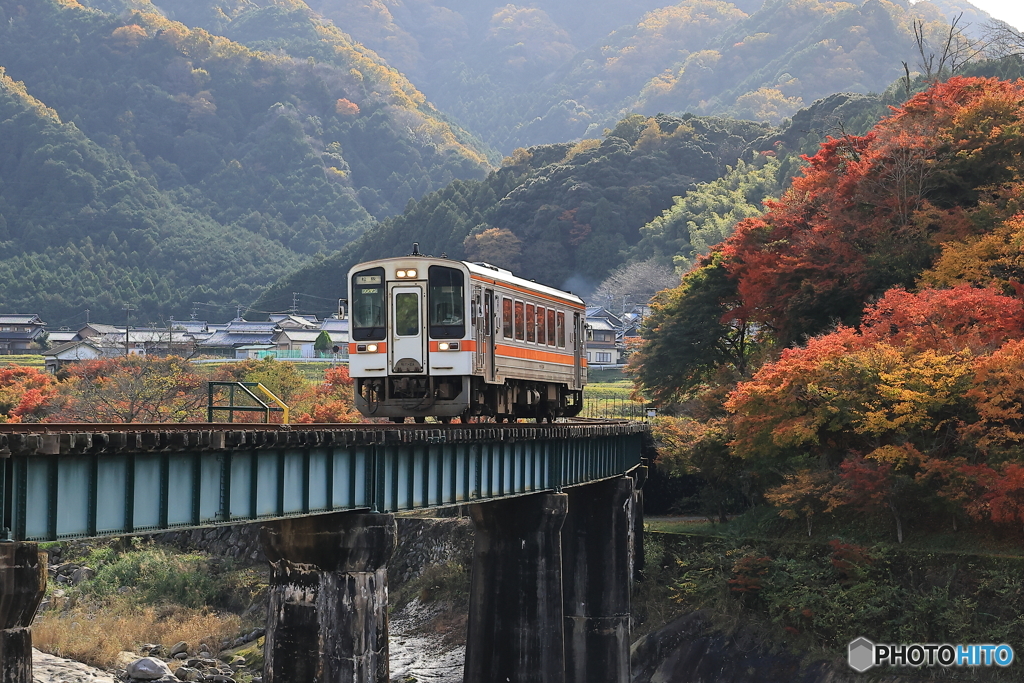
355, 375, 583, 423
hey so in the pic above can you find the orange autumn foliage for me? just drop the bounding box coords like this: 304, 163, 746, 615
295, 365, 360, 423
335, 98, 360, 116
719, 77, 1024, 345
0, 366, 59, 423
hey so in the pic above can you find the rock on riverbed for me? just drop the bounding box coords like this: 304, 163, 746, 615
33, 650, 118, 683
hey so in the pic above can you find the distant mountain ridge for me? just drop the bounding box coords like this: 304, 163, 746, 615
280, 0, 1000, 152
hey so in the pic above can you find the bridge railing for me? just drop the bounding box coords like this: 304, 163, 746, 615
0, 422, 646, 542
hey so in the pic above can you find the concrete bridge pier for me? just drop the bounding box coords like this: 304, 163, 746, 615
561, 476, 634, 683
0, 542, 46, 683
629, 465, 648, 581
464, 492, 568, 683
260, 512, 396, 683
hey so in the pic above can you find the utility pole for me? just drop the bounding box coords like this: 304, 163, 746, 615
291, 292, 298, 316
123, 303, 135, 356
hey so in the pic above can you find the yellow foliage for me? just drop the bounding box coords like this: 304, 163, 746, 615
502, 147, 533, 168
635, 118, 666, 152
856, 346, 973, 437
326, 167, 349, 182
562, 139, 602, 164
733, 87, 804, 125
922, 212, 1024, 294
111, 24, 148, 49
0, 68, 61, 122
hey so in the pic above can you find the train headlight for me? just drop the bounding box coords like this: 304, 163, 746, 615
437, 342, 459, 351
366, 343, 378, 353
396, 269, 418, 279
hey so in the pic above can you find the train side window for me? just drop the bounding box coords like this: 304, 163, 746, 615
514, 300, 525, 341
537, 306, 546, 345
503, 298, 513, 338
428, 265, 465, 339
556, 311, 565, 348
547, 309, 556, 346
526, 303, 535, 343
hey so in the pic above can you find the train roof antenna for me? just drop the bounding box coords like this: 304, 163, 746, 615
411, 242, 420, 256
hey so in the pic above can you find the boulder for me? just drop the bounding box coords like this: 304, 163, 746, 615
126, 656, 174, 680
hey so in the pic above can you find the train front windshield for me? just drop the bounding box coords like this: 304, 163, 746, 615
429, 266, 465, 338
352, 267, 386, 340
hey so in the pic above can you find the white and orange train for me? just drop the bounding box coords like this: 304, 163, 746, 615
346, 249, 587, 423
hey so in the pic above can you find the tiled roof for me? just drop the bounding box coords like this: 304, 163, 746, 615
0, 314, 44, 325
0, 330, 45, 341
200, 330, 276, 347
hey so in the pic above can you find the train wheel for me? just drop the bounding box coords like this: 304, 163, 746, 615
389, 417, 405, 424
439, 416, 452, 424
414, 416, 426, 424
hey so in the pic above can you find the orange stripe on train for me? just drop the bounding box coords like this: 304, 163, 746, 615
494, 344, 579, 365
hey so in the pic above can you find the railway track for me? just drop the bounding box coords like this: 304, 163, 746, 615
0, 417, 628, 434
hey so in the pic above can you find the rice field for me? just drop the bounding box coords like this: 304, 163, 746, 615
0, 354, 45, 368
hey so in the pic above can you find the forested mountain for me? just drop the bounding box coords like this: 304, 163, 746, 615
254, 112, 781, 313
0, 0, 490, 323
242, 0, 1001, 152
0, 68, 300, 325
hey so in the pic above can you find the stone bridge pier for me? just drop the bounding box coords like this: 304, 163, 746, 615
256, 469, 644, 683
463, 470, 644, 683
0, 542, 46, 683
260, 512, 396, 683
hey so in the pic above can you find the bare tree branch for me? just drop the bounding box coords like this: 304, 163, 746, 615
983, 19, 1024, 60
911, 14, 988, 82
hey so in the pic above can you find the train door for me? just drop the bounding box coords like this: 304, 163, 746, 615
573, 311, 583, 388
473, 285, 485, 373
485, 290, 496, 381
389, 284, 426, 373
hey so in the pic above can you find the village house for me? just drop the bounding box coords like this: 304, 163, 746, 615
0, 314, 47, 354
198, 319, 279, 357
41, 340, 103, 373
584, 306, 625, 366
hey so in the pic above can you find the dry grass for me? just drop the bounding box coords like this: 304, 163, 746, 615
33, 603, 241, 670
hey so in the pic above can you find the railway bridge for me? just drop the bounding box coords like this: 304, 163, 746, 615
0, 420, 648, 683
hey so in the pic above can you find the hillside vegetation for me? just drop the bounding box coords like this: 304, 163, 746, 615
634, 76, 1024, 547
254, 111, 784, 313
0, 0, 489, 323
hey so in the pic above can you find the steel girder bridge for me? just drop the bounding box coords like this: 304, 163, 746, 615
0, 421, 646, 542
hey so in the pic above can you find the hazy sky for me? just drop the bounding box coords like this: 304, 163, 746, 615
959, 1, 1024, 31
